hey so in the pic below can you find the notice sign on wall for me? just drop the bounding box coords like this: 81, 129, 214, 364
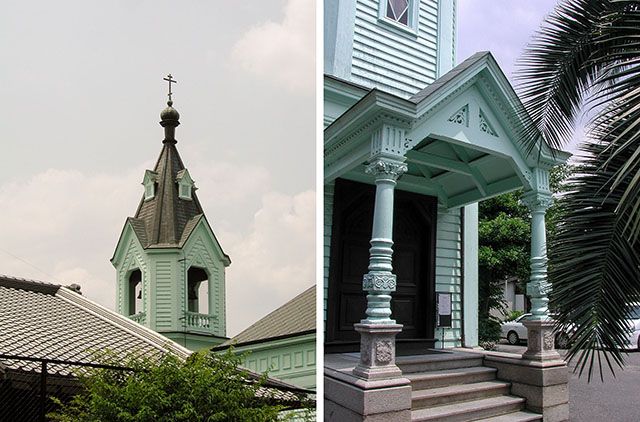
437, 293, 452, 328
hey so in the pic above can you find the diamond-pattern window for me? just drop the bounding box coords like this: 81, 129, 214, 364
386, 0, 409, 25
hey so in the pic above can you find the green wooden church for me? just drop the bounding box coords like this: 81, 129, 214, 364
111, 93, 230, 351
324, 1, 571, 420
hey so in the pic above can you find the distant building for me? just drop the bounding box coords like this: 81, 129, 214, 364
111, 97, 230, 351
214, 286, 316, 390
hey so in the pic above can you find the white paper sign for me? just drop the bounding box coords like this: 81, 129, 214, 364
438, 293, 451, 315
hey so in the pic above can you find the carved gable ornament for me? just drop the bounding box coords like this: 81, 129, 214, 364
479, 108, 498, 137
447, 104, 469, 127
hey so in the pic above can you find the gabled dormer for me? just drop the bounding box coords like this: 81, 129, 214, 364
176, 169, 195, 200
142, 170, 159, 200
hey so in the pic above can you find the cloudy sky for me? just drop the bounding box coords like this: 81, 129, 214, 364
0, 0, 315, 336
0, 0, 562, 337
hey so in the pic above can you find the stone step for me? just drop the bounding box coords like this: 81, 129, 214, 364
406, 366, 498, 389
397, 352, 484, 374
473, 410, 543, 422
411, 395, 525, 422
412, 380, 511, 409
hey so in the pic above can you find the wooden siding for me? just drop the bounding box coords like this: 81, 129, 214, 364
238, 334, 316, 390
154, 260, 173, 329
351, 0, 439, 98
434, 207, 462, 347
323, 182, 335, 326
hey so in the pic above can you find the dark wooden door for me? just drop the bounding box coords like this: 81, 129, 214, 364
326, 179, 437, 352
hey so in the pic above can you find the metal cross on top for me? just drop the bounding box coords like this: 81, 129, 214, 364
163, 74, 177, 102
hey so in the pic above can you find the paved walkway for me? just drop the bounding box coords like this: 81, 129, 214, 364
495, 342, 640, 421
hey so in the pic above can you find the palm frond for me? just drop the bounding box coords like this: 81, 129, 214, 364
516, 0, 610, 152
550, 133, 640, 381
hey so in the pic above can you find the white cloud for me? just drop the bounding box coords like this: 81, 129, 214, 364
224, 190, 316, 335
0, 162, 314, 337
230, 0, 315, 94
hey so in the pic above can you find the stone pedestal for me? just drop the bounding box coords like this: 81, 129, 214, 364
352, 323, 403, 380
325, 353, 411, 422
522, 319, 561, 361
482, 351, 569, 422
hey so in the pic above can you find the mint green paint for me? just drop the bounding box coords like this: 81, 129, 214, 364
230, 333, 316, 390
323, 182, 335, 328
436, 0, 456, 77
434, 207, 462, 348
325, 0, 454, 98
112, 217, 230, 351
463, 203, 478, 347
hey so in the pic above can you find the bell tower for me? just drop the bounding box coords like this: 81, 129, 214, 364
111, 75, 231, 350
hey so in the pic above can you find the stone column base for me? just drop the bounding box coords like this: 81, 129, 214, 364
325, 366, 411, 421
352, 323, 403, 380
522, 319, 561, 361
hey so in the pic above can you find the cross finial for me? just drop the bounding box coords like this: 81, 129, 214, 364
163, 74, 177, 103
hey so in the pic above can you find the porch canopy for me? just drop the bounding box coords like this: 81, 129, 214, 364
325, 51, 570, 208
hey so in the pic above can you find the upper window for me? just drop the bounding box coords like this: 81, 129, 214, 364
386, 0, 409, 25
378, 0, 418, 35
176, 168, 195, 200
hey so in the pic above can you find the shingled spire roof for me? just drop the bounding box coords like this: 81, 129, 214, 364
132, 100, 205, 247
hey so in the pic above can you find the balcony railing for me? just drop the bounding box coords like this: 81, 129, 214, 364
129, 312, 146, 325
185, 312, 217, 333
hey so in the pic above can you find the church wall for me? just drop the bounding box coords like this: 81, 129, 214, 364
233, 333, 316, 390
114, 231, 149, 323
150, 256, 177, 332
323, 182, 335, 327
350, 0, 441, 98
434, 207, 463, 348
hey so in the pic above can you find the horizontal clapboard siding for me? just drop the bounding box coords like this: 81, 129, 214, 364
323, 182, 335, 327
435, 207, 463, 348
155, 260, 173, 329
351, 0, 439, 98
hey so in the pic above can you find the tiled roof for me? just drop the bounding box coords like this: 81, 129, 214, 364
224, 286, 315, 347
0, 274, 191, 376
409, 51, 491, 104
134, 141, 205, 247
0, 275, 311, 404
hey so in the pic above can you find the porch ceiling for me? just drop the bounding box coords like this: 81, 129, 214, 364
345, 137, 523, 208
325, 52, 571, 208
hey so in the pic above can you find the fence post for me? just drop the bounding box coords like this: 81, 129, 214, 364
40, 361, 47, 422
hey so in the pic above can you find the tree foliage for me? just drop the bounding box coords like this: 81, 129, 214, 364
478, 166, 571, 342
516, 0, 640, 379
48, 350, 299, 422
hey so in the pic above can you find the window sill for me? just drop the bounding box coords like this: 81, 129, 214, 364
377, 16, 419, 39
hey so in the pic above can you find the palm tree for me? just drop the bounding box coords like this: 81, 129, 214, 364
516, 0, 640, 380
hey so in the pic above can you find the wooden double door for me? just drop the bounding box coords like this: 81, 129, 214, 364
326, 179, 437, 353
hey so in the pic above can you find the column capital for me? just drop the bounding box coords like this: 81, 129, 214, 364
521, 191, 553, 212
365, 158, 408, 181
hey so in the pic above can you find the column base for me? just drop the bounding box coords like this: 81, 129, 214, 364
352, 323, 403, 380
522, 319, 561, 361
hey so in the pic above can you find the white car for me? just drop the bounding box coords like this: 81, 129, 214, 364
621, 304, 640, 350
500, 313, 571, 349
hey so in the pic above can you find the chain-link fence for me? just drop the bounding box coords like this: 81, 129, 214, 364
0, 353, 135, 422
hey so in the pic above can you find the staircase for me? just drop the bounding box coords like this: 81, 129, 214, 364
396, 352, 542, 422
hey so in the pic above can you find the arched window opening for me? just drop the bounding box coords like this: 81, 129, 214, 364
187, 267, 209, 314
128, 269, 142, 315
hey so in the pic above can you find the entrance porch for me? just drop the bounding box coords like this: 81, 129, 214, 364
323, 53, 570, 421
